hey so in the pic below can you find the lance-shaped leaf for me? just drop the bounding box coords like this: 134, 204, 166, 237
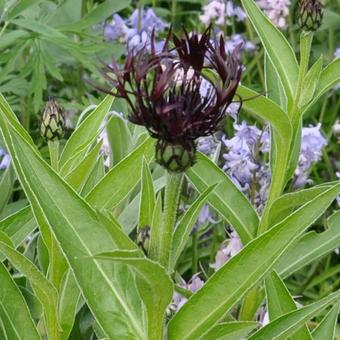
59, 95, 114, 173
312, 301, 339, 340
276, 209, 340, 278
167, 182, 340, 340
249, 290, 340, 339
0, 262, 41, 340
241, 0, 298, 104
86, 137, 155, 209
186, 152, 258, 244
0, 241, 60, 340
93, 250, 173, 340
0, 102, 145, 338
265, 271, 312, 339
200, 322, 258, 340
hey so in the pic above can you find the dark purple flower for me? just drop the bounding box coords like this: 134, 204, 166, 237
102, 28, 242, 172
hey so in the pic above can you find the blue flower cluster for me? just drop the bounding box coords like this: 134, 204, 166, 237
104, 8, 167, 52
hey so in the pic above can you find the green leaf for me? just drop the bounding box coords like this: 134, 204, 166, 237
299, 56, 323, 108
58, 0, 131, 31
138, 159, 155, 229
106, 114, 132, 166
118, 176, 166, 234
275, 209, 340, 278
0, 241, 60, 340
86, 137, 155, 209
92, 250, 173, 340
186, 152, 258, 244
0, 166, 14, 213
7, 0, 44, 19
0, 262, 41, 340
305, 58, 340, 112
80, 156, 106, 196
0, 206, 36, 249
167, 183, 340, 340
64, 141, 102, 191
170, 185, 216, 270
249, 291, 340, 340
0, 30, 30, 50
0, 102, 145, 338
264, 53, 287, 110
149, 194, 163, 261
240, 0, 298, 104
59, 95, 114, 172
312, 301, 339, 340
268, 184, 332, 227
265, 271, 312, 339
199, 322, 258, 340
58, 269, 81, 340
10, 18, 66, 39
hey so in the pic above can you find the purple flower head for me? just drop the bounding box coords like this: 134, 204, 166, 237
102, 28, 242, 172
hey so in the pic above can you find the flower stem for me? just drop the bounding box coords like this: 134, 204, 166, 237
159, 172, 183, 270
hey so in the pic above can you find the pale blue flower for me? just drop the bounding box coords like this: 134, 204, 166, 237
0, 149, 10, 170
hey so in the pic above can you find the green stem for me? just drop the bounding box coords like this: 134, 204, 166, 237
138, 0, 143, 32
159, 172, 183, 270
48, 140, 59, 171
171, 0, 177, 28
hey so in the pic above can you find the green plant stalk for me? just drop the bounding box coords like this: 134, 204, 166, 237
239, 285, 264, 321
159, 172, 183, 270
47, 140, 67, 290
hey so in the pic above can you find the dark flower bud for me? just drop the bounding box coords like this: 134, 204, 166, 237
156, 140, 196, 173
41, 98, 65, 141
298, 0, 324, 32
137, 225, 151, 255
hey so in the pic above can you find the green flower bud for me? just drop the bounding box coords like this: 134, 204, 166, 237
40, 98, 65, 141
137, 225, 150, 255
298, 0, 324, 32
155, 140, 196, 172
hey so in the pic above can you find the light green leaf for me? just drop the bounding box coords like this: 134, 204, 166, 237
299, 56, 323, 109
0, 166, 14, 213
170, 185, 216, 270
118, 176, 166, 234
265, 271, 312, 339
0, 103, 145, 338
199, 322, 258, 340
241, 0, 298, 104
106, 114, 132, 166
275, 209, 340, 278
86, 137, 155, 209
186, 152, 258, 244
64, 141, 102, 191
59, 95, 114, 172
80, 156, 106, 196
0, 241, 60, 340
268, 184, 332, 227
167, 183, 340, 340
58, 269, 81, 340
249, 291, 340, 340
0, 206, 36, 249
0, 262, 41, 340
93, 250, 173, 340
312, 301, 339, 340
149, 194, 163, 261
138, 159, 155, 229
7, 0, 44, 19
58, 0, 131, 31
305, 58, 340, 112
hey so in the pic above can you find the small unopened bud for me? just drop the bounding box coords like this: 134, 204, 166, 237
155, 140, 196, 172
137, 225, 150, 255
298, 0, 324, 32
41, 97, 65, 141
